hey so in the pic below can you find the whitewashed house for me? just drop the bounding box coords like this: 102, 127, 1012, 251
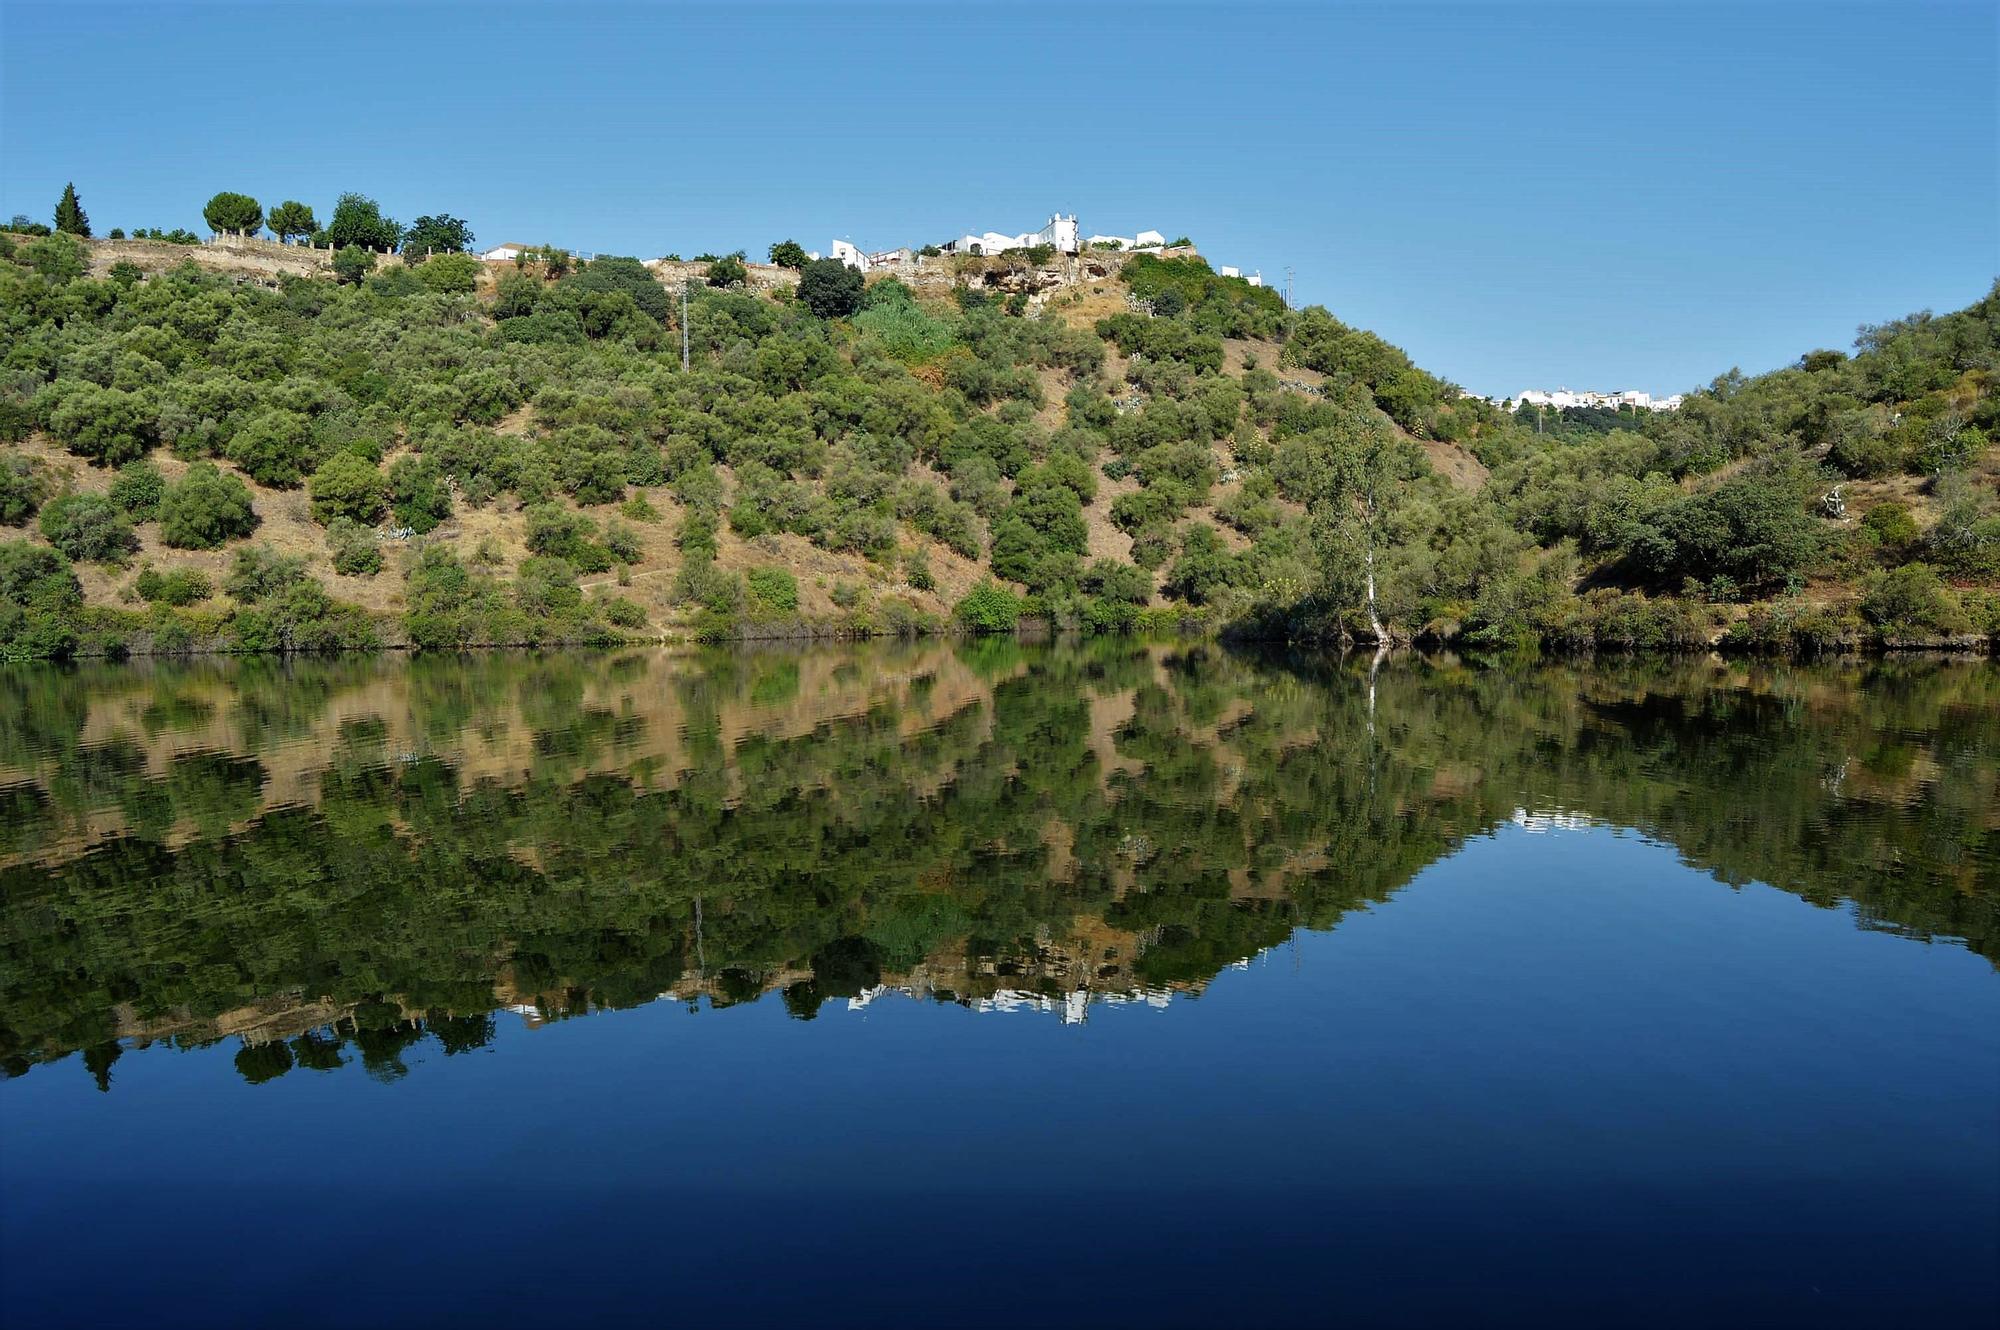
481, 243, 531, 262
940, 213, 1081, 256
1088, 228, 1168, 254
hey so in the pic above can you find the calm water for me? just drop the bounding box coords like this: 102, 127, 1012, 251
1, 643, 1996, 1327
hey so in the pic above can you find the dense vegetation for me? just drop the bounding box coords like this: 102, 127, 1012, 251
0, 206, 1994, 659
1, 644, 1992, 1083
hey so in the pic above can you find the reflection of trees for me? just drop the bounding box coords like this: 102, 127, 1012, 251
0, 644, 1993, 1091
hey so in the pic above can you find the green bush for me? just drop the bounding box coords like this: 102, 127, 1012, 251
231, 576, 378, 653
954, 581, 1022, 633
326, 517, 383, 576
225, 408, 314, 487
108, 459, 166, 520
414, 253, 481, 294
746, 566, 799, 613
310, 452, 389, 525
159, 463, 257, 548
798, 259, 865, 319
45, 383, 155, 465
598, 595, 647, 628
134, 566, 213, 606
1860, 563, 1970, 639
0, 455, 45, 525
0, 540, 84, 659
704, 254, 748, 289
1861, 500, 1919, 555
389, 454, 452, 532
332, 246, 376, 286
39, 493, 138, 565
225, 545, 308, 602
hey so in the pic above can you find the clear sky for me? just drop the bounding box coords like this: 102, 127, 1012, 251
2, 1, 1993, 396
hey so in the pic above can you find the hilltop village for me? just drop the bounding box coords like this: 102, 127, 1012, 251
2, 186, 1996, 661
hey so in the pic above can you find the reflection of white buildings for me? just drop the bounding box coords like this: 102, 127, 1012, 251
1510, 807, 1597, 833
1513, 388, 1684, 412
847, 983, 1178, 1024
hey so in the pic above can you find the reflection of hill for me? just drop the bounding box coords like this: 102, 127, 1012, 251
1, 644, 1994, 1086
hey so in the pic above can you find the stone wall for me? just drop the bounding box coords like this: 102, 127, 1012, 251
85, 235, 336, 282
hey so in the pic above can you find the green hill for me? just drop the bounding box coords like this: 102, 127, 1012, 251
1, 224, 1994, 658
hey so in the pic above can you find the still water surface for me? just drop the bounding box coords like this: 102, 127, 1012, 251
1, 643, 1996, 1326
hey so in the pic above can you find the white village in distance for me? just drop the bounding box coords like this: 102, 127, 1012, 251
479, 209, 1682, 412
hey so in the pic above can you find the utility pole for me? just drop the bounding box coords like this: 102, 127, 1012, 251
1284, 266, 1294, 310
680, 282, 690, 371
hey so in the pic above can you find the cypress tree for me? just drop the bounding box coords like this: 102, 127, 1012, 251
53, 183, 90, 237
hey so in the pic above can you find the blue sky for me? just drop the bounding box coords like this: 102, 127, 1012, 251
2, 1, 1993, 396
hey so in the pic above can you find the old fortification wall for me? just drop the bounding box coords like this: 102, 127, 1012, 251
643, 245, 1199, 306
85, 235, 338, 282
82, 234, 1202, 307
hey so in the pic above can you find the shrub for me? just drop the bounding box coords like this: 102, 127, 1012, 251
704, 254, 748, 289
46, 383, 154, 465
798, 258, 865, 319
602, 521, 644, 564
332, 246, 376, 286
1860, 563, 1969, 639
492, 270, 541, 319
231, 576, 378, 653
746, 566, 799, 613
134, 566, 213, 606
0, 456, 45, 526
526, 504, 598, 559
562, 255, 671, 322
389, 454, 452, 532
672, 560, 741, 614
1856, 500, 1920, 556
39, 493, 138, 565
414, 253, 481, 294
108, 459, 166, 520
1162, 524, 1236, 605
159, 462, 258, 548
225, 545, 308, 602
954, 581, 1022, 633
226, 408, 314, 487
326, 516, 383, 576
598, 595, 647, 628
0, 541, 84, 659
310, 451, 389, 525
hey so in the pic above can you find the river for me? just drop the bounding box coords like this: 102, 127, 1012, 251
2, 642, 1995, 1326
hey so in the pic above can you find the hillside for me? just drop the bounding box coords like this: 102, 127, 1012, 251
1, 223, 1995, 659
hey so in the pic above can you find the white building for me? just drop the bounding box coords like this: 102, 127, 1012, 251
1084, 228, 1169, 252
1515, 387, 1683, 412
940, 213, 1081, 256
481, 243, 531, 262
828, 241, 918, 273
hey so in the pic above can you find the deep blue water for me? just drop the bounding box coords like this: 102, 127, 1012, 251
1, 646, 1996, 1326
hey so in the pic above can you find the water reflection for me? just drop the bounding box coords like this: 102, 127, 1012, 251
2, 642, 1995, 1089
